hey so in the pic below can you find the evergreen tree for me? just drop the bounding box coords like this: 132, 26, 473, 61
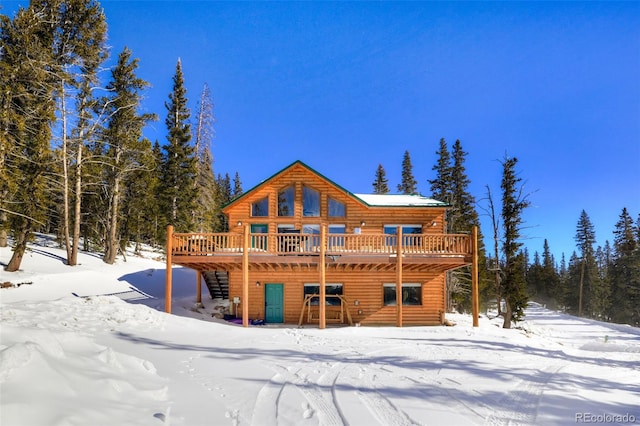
541, 239, 561, 308
214, 173, 232, 232
1, 5, 55, 271
428, 138, 452, 203
499, 155, 530, 328
609, 208, 640, 325
100, 47, 155, 264
397, 150, 418, 194
574, 210, 598, 317
159, 59, 197, 235
233, 171, 243, 197
372, 164, 390, 194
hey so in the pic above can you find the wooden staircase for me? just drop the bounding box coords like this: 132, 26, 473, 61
202, 271, 229, 300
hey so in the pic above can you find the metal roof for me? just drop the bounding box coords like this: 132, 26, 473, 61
354, 193, 447, 207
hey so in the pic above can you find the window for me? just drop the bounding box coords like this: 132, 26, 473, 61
304, 283, 343, 306
328, 197, 345, 217
383, 283, 422, 306
251, 197, 269, 217
328, 224, 345, 249
302, 224, 320, 250
303, 186, 320, 217
278, 186, 294, 216
384, 224, 422, 246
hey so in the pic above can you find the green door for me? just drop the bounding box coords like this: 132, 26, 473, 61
264, 283, 284, 323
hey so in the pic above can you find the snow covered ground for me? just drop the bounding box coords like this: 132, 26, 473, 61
1, 236, 639, 426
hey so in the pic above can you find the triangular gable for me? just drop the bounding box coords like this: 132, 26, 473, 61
221, 160, 366, 213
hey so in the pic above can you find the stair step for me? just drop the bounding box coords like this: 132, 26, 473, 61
203, 271, 229, 300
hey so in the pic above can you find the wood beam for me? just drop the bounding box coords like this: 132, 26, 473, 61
472, 225, 479, 327
319, 224, 326, 329
196, 269, 202, 304
242, 225, 249, 328
396, 226, 403, 327
165, 225, 173, 314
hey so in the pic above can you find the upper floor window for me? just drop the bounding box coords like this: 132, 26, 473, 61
251, 197, 269, 217
303, 186, 320, 217
328, 197, 345, 217
278, 186, 294, 216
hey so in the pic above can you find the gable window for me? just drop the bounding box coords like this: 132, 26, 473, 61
303, 186, 320, 217
251, 197, 269, 217
383, 283, 422, 306
278, 186, 294, 217
304, 283, 343, 306
328, 197, 346, 217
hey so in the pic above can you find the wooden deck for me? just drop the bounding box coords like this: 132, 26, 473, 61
164, 225, 479, 329
170, 231, 472, 271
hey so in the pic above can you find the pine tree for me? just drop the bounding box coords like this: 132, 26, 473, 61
541, 239, 561, 308
233, 172, 243, 197
2, 5, 56, 271
214, 173, 232, 232
609, 208, 640, 325
372, 164, 390, 194
397, 150, 418, 195
159, 59, 197, 235
100, 47, 155, 264
428, 138, 452, 203
500, 155, 530, 328
574, 210, 598, 317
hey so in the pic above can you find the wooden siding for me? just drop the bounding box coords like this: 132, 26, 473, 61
226, 269, 446, 326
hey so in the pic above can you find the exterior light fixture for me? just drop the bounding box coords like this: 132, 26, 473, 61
360, 221, 366, 227
237, 221, 242, 227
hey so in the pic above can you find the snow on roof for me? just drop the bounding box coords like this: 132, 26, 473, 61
353, 193, 448, 207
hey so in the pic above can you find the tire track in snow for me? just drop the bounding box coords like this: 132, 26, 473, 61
348, 364, 419, 426
484, 363, 564, 426
251, 363, 346, 426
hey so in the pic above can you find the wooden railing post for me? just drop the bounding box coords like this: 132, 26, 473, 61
242, 225, 250, 328
165, 225, 173, 314
319, 224, 326, 329
196, 270, 202, 305
396, 226, 403, 327
472, 226, 479, 327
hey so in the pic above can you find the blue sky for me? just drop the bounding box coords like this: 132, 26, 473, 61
3, 1, 639, 261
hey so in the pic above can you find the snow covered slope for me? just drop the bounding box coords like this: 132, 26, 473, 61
1, 239, 639, 425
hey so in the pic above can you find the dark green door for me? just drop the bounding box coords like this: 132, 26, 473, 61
265, 283, 284, 323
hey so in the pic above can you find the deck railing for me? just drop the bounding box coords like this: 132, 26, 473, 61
171, 232, 471, 257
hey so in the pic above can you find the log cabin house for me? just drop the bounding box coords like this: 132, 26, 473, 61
165, 160, 479, 328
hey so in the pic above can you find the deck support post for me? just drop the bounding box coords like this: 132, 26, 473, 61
196, 270, 202, 305
472, 225, 479, 327
319, 224, 327, 329
165, 225, 173, 314
242, 224, 250, 328
396, 226, 403, 327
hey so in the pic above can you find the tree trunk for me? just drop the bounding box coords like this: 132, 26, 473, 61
103, 176, 121, 264
5, 225, 30, 272
69, 128, 84, 266
60, 82, 73, 263
502, 300, 513, 329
